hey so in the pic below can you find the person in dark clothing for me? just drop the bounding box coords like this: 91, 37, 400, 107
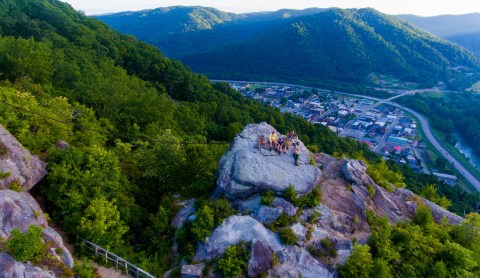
293, 142, 300, 166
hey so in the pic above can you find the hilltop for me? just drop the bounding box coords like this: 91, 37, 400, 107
97, 7, 480, 89
95, 6, 326, 58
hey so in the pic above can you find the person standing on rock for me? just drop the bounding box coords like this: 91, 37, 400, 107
258, 135, 267, 150
293, 142, 301, 166
269, 131, 278, 151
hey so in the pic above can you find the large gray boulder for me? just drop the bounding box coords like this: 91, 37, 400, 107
0, 253, 54, 278
0, 190, 73, 268
270, 246, 335, 278
216, 122, 321, 200
194, 215, 283, 261
0, 125, 47, 192
341, 159, 375, 187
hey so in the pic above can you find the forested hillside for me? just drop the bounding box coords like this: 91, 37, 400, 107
182, 8, 480, 89
399, 13, 480, 55
96, 6, 326, 58
2, 1, 480, 276
0, 0, 377, 275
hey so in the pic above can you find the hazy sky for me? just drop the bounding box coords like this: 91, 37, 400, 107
61, 0, 480, 16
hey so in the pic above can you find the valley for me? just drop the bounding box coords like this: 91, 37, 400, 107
219, 80, 480, 191
2, 1, 480, 277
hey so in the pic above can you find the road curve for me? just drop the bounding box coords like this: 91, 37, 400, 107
212, 79, 480, 191
387, 103, 480, 191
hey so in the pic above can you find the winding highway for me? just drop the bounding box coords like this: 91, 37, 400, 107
212, 79, 480, 191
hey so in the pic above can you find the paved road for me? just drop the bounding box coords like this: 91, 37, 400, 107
212, 79, 480, 191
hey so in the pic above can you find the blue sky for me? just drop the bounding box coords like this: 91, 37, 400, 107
61, 0, 480, 16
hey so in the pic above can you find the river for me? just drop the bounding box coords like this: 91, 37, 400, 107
455, 133, 480, 170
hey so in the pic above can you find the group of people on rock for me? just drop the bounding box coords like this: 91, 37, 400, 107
258, 130, 301, 166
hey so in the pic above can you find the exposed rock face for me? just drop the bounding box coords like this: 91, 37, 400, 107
0, 253, 54, 278
252, 205, 282, 224
0, 190, 73, 268
272, 197, 298, 217
0, 124, 47, 191
341, 159, 375, 187
172, 199, 195, 228
270, 246, 335, 278
216, 123, 321, 200
395, 188, 464, 224
248, 240, 273, 277
190, 124, 465, 277
194, 216, 283, 261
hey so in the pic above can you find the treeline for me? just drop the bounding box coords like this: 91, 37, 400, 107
396, 92, 480, 157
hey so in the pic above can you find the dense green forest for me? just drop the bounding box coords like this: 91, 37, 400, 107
179, 8, 479, 90
1, 0, 480, 276
396, 92, 480, 158
96, 6, 326, 58
341, 209, 480, 277
0, 0, 377, 275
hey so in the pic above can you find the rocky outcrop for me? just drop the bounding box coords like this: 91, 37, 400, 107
270, 246, 335, 278
0, 253, 54, 278
0, 190, 73, 268
395, 188, 464, 224
172, 199, 195, 228
341, 159, 375, 187
189, 124, 465, 277
0, 125, 47, 192
215, 123, 321, 200
194, 216, 283, 261
248, 240, 273, 277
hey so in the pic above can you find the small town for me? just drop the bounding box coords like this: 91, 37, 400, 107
230, 82, 459, 185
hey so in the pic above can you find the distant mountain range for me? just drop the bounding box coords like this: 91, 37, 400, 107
399, 13, 480, 55
97, 7, 480, 89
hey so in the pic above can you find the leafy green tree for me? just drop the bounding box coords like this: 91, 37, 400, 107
79, 197, 128, 249
7, 225, 46, 263
420, 185, 451, 209
340, 243, 374, 278
191, 205, 215, 243
216, 243, 250, 278
412, 205, 433, 228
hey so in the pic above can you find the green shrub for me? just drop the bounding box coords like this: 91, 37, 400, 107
412, 205, 433, 227
261, 190, 275, 206
306, 145, 319, 153
283, 185, 298, 203
7, 225, 46, 263
191, 205, 215, 243
74, 259, 98, 278
367, 184, 375, 199
9, 180, 22, 192
309, 154, 316, 166
216, 242, 250, 278
298, 187, 322, 208
0, 172, 11, 179
279, 227, 298, 245
271, 214, 296, 231
320, 238, 337, 257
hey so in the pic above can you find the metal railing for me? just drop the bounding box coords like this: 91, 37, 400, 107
81, 239, 155, 278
